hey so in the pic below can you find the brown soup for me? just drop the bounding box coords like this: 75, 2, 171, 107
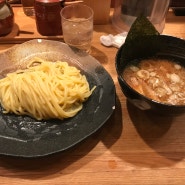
123, 58, 185, 105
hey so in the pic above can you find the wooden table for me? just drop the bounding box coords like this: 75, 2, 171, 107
0, 7, 185, 185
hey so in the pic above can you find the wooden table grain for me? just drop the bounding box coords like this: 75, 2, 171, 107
0, 7, 185, 185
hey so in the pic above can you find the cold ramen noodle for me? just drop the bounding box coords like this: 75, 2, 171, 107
123, 58, 185, 105
0, 57, 95, 120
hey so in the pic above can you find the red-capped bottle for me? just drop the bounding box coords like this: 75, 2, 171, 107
34, 0, 63, 36
0, 0, 14, 36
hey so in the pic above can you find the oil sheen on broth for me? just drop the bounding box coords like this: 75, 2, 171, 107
123, 59, 185, 105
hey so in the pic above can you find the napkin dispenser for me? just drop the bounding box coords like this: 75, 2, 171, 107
112, 0, 170, 33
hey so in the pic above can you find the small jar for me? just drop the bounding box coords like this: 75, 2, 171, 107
0, 0, 14, 36
34, 0, 63, 36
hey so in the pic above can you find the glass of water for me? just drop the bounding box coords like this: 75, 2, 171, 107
61, 4, 94, 53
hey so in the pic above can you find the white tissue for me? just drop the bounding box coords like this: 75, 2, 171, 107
100, 32, 128, 48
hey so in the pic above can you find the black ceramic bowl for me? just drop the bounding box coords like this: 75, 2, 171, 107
116, 35, 185, 114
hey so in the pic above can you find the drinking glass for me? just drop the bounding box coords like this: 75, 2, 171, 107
61, 4, 94, 53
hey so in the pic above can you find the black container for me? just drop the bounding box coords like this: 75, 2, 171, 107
116, 35, 185, 115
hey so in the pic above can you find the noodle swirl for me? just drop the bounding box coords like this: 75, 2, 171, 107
0, 57, 94, 120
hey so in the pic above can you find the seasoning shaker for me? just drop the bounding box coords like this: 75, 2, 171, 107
34, 0, 63, 36
0, 0, 14, 36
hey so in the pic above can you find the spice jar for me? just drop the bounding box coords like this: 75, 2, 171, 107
34, 0, 63, 36
0, 0, 14, 36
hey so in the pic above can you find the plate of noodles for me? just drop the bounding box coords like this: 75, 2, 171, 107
0, 39, 115, 157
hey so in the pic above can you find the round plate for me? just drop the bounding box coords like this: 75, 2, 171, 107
0, 39, 116, 158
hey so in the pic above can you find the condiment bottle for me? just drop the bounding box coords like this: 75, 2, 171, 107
0, 0, 14, 36
34, 0, 63, 36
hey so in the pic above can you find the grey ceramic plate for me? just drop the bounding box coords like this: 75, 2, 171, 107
0, 39, 116, 158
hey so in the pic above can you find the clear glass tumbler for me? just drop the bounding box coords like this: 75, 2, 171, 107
61, 4, 94, 53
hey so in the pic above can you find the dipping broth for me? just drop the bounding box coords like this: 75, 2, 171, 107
123, 58, 185, 105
